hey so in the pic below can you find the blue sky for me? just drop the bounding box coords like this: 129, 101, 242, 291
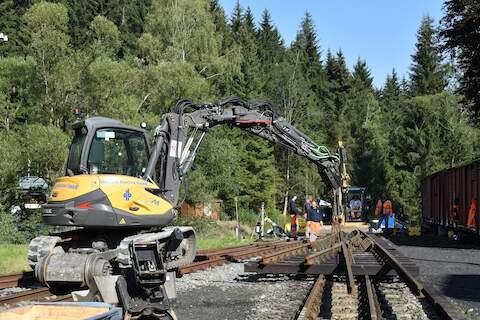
219, 0, 444, 88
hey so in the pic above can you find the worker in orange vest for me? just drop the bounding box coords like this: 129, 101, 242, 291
468, 198, 477, 229
375, 192, 393, 234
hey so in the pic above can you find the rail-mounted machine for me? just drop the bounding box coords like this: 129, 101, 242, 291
28, 98, 341, 319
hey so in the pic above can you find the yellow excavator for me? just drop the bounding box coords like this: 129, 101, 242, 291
28, 97, 341, 319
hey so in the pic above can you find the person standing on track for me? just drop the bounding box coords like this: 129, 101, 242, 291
307, 200, 321, 241
375, 192, 393, 235
289, 196, 302, 239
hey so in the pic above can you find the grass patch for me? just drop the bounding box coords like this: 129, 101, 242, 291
197, 236, 251, 250
0, 244, 30, 274
195, 220, 255, 249
0, 218, 257, 274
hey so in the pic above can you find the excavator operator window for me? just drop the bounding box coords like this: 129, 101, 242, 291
66, 127, 87, 175
88, 128, 149, 177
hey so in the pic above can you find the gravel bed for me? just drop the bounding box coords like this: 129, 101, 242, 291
318, 276, 359, 320
375, 277, 438, 320
0, 286, 32, 297
174, 262, 314, 320
385, 233, 480, 319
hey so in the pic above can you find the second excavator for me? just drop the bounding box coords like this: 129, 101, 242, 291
28, 97, 341, 319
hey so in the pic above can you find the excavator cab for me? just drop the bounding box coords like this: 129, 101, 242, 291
66, 117, 150, 177
43, 117, 176, 228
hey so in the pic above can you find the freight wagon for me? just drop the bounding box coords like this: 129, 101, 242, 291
421, 159, 480, 236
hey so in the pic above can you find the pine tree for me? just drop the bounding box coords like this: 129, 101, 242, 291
441, 0, 480, 122
382, 69, 401, 106
0, 1, 31, 57
257, 9, 284, 70
61, 0, 98, 49
210, 0, 228, 52
410, 16, 446, 96
324, 49, 352, 141
352, 58, 373, 90
291, 12, 324, 94
229, 0, 242, 43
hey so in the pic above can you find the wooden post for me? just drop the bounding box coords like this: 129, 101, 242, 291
235, 197, 240, 239
260, 202, 265, 240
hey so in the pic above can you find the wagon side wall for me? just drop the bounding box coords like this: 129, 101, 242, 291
421, 160, 480, 235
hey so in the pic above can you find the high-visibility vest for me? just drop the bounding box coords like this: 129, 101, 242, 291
468, 198, 477, 228
375, 199, 393, 217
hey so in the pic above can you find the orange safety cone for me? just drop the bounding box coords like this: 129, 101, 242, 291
467, 198, 477, 229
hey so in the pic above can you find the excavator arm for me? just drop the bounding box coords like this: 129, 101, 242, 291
143, 97, 341, 206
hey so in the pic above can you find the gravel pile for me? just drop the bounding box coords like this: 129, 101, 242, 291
174, 263, 314, 320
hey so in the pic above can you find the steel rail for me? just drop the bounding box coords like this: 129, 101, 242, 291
260, 242, 311, 264
0, 271, 35, 290
303, 242, 342, 265
339, 232, 356, 295
299, 275, 326, 320
0, 287, 51, 304
361, 231, 466, 320
364, 275, 383, 320
0, 240, 296, 307
358, 230, 423, 296
260, 233, 340, 265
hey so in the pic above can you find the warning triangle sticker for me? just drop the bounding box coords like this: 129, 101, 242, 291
119, 218, 126, 224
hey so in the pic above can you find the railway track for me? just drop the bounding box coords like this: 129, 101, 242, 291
244, 228, 464, 320
0, 239, 301, 307
0, 230, 467, 320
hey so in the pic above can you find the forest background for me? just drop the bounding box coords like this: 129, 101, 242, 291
0, 0, 479, 243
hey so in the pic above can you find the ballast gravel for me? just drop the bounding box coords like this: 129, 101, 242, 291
173, 262, 314, 320
385, 233, 480, 320
0, 286, 31, 297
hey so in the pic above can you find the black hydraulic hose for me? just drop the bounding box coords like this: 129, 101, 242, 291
143, 121, 169, 181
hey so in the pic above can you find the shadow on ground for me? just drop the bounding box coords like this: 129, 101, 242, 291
440, 275, 480, 302
386, 231, 480, 250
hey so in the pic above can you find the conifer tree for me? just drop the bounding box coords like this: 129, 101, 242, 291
441, 0, 480, 121
291, 12, 325, 97
229, 0, 242, 43
257, 9, 284, 70
210, 0, 228, 51
410, 16, 446, 96
0, 1, 31, 56
382, 69, 401, 106
352, 58, 373, 90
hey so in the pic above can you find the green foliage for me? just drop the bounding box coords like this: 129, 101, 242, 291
21, 124, 70, 179
141, 0, 219, 66
0, 211, 29, 243
441, 0, 480, 121
0, 0, 477, 244
409, 16, 446, 96
90, 16, 121, 56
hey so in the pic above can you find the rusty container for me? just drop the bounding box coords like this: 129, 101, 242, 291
421, 159, 480, 234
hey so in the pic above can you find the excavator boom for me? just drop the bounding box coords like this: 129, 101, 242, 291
144, 97, 341, 207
